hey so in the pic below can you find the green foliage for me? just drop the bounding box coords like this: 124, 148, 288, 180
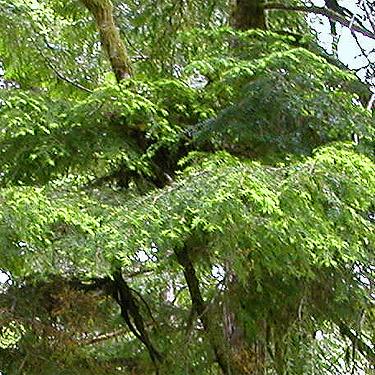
0, 186, 101, 276
0, 321, 24, 349
0, 0, 103, 92
267, 0, 313, 36
190, 46, 373, 158
0, 3, 375, 375
115, 0, 230, 76
0, 80, 195, 185
97, 145, 375, 276
2, 142, 375, 373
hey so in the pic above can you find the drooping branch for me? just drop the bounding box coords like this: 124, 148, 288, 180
79, 0, 133, 82
112, 269, 163, 365
175, 246, 231, 375
265, 3, 375, 40
29, 28, 93, 93
45, 274, 162, 363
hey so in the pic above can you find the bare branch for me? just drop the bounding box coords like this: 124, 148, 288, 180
265, 3, 375, 40
80, 328, 127, 345
44, 60, 94, 93
362, 0, 375, 36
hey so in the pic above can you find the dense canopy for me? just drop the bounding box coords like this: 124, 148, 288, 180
1, 1, 375, 374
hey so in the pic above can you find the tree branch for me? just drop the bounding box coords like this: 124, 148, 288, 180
31, 35, 93, 93
79, 0, 133, 82
175, 246, 231, 375
338, 321, 375, 365
112, 269, 163, 364
80, 328, 127, 345
44, 60, 94, 93
265, 3, 375, 40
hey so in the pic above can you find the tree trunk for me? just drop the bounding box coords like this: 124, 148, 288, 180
231, 0, 267, 30
80, 0, 133, 82
223, 268, 266, 375
176, 248, 266, 375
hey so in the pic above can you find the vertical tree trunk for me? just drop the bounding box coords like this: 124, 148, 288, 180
223, 269, 266, 375
80, 0, 133, 82
231, 0, 267, 30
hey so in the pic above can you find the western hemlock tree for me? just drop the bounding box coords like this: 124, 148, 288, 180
0, 1, 375, 374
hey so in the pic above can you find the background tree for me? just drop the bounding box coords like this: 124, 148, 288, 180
1, 1, 375, 374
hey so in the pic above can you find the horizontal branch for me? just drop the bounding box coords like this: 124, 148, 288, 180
80, 328, 127, 345
265, 3, 375, 40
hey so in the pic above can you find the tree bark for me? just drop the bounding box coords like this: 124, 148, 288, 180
223, 268, 266, 375
80, 0, 133, 82
231, 0, 267, 30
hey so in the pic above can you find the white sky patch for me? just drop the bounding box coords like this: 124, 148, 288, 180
211, 265, 225, 281
0, 270, 11, 284
309, 0, 375, 76
339, 0, 361, 13
315, 329, 324, 340
308, 13, 334, 53
135, 249, 150, 262
337, 28, 369, 69
134, 244, 159, 263
311, 0, 325, 6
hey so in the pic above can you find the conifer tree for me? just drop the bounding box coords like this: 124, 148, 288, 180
1, 1, 375, 374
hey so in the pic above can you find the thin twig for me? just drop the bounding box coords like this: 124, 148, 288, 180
362, 0, 375, 34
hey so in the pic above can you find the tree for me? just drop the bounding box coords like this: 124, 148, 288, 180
79, 0, 133, 81
0, 1, 375, 374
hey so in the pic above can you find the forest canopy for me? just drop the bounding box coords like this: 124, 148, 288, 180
1, 1, 375, 374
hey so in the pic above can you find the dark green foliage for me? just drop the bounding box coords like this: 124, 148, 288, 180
191, 46, 373, 159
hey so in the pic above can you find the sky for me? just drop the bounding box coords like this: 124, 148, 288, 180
0, 271, 10, 284
310, 0, 375, 82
